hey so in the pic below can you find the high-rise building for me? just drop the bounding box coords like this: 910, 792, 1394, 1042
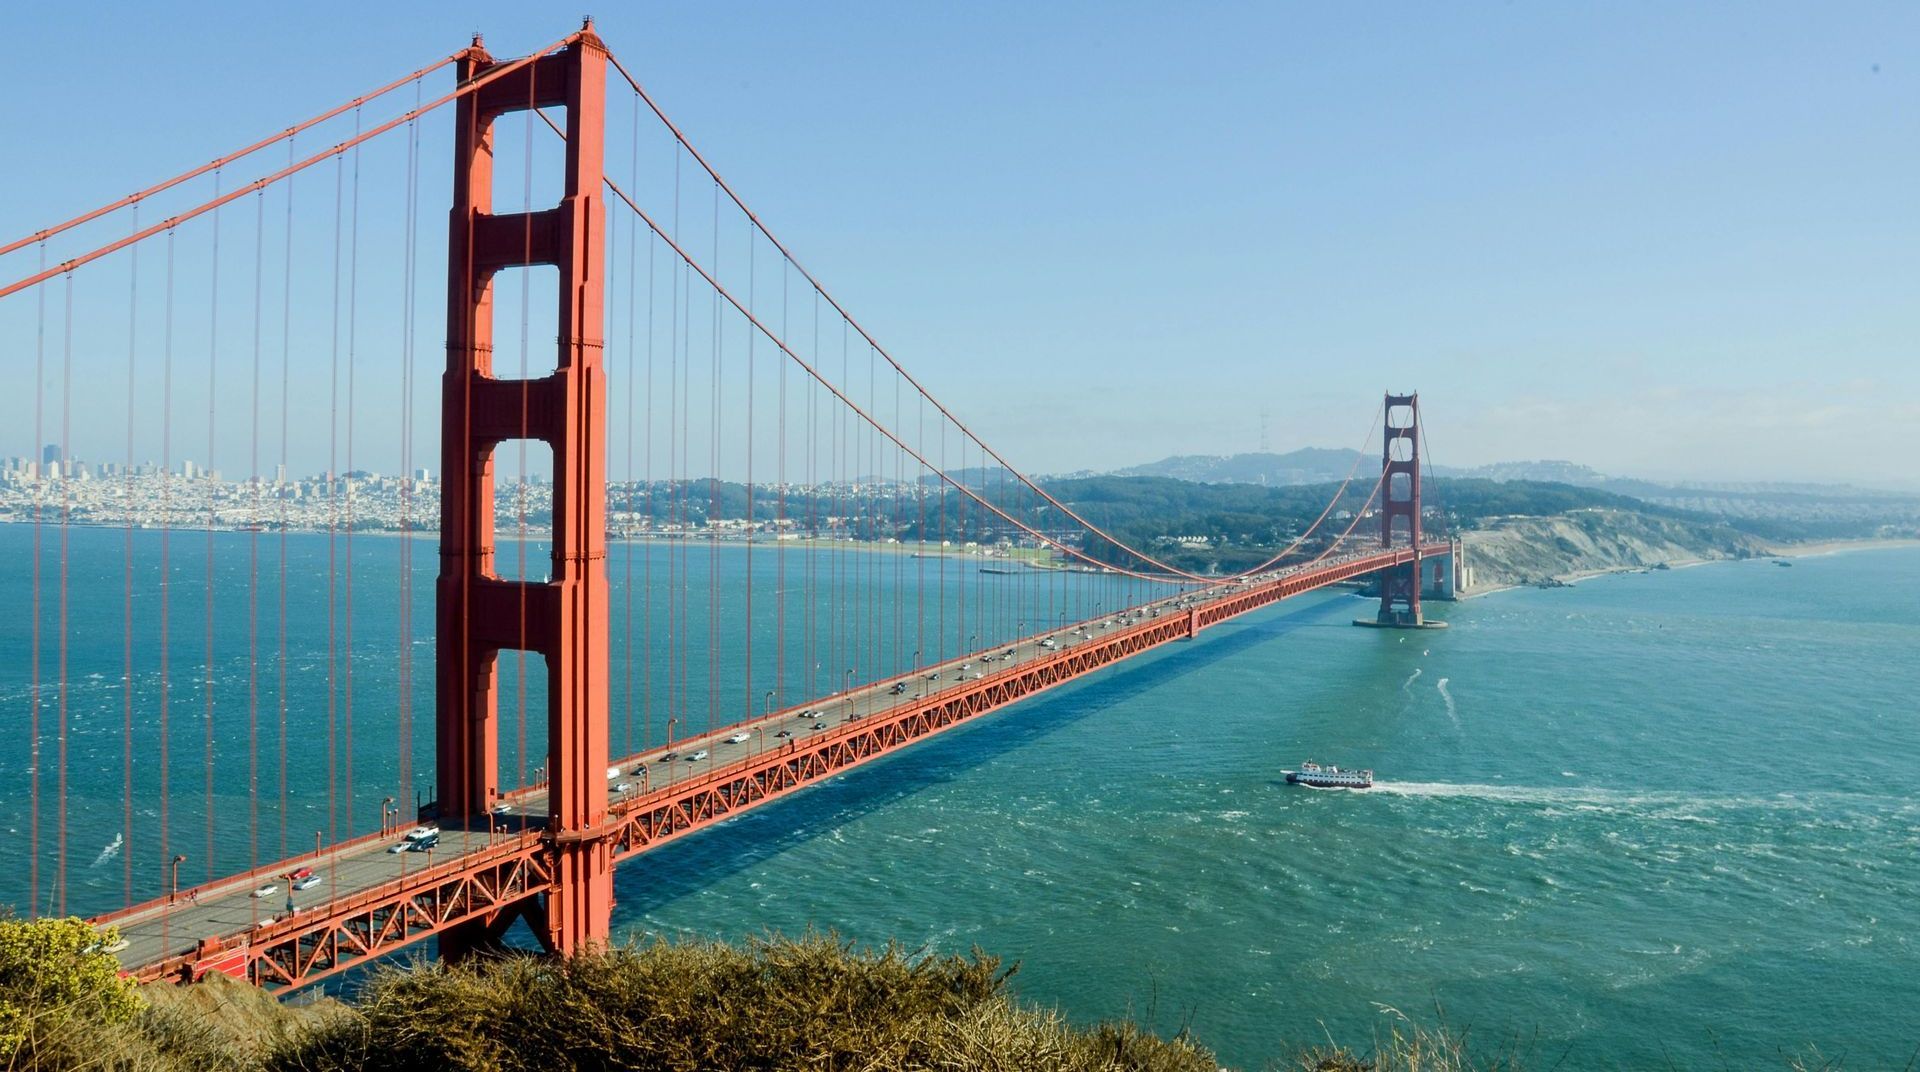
273, 463, 287, 485
42, 444, 61, 467
181, 459, 199, 480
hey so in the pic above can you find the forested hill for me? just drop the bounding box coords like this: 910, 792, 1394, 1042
1037, 475, 1721, 575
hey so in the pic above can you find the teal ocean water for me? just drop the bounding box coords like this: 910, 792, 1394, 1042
3, 527, 1917, 1067
613, 549, 1920, 1069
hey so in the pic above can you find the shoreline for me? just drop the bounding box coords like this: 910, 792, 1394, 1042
1460, 535, 1920, 600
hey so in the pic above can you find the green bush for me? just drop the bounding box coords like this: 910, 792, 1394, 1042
0, 915, 143, 1068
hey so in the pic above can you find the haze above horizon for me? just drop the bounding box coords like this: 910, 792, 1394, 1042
2, 2, 1914, 487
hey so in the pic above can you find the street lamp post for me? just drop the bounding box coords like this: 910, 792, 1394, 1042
168, 854, 186, 904
381, 796, 395, 836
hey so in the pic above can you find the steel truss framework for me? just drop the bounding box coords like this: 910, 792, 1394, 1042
602, 545, 1445, 861
116, 541, 1447, 991
132, 838, 552, 990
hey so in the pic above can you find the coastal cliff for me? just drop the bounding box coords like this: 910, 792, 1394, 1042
1460, 507, 1768, 592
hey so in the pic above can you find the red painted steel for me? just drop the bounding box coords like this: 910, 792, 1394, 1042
0, 32, 583, 302
110, 542, 1449, 990
128, 834, 552, 990
1376, 393, 1425, 625
436, 24, 614, 957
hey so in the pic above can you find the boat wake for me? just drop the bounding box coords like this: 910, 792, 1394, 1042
91, 833, 122, 868
1400, 667, 1423, 696
1436, 677, 1458, 728
1367, 782, 1855, 819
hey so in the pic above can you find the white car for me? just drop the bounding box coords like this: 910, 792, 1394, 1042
724, 732, 750, 744
387, 841, 410, 854
251, 884, 279, 899
611, 781, 634, 793
403, 825, 439, 842
491, 803, 512, 815
293, 874, 322, 891
687, 749, 709, 761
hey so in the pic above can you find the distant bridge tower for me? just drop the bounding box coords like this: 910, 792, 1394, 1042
1376, 393, 1423, 625
436, 25, 613, 957
1355, 392, 1448, 629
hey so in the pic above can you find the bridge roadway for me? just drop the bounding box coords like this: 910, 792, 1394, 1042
96, 541, 1448, 988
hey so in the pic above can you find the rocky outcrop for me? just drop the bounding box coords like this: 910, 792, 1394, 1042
1460, 508, 1767, 592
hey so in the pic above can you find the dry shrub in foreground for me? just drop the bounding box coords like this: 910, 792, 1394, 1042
265, 932, 1216, 1072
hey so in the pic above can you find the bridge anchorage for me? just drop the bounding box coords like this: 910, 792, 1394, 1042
1354, 392, 1457, 629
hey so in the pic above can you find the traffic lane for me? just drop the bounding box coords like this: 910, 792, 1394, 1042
112, 827, 498, 970
114, 564, 1364, 969
522, 565, 1357, 808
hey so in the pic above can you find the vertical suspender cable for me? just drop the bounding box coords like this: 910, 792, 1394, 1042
325, 151, 343, 844
776, 258, 787, 703
745, 227, 754, 725
248, 187, 265, 875
398, 79, 423, 808
31, 244, 45, 917
277, 141, 295, 860
344, 109, 364, 834
122, 210, 140, 908
709, 181, 721, 742
204, 171, 223, 885
624, 96, 641, 757
159, 230, 175, 933
516, 84, 532, 791
57, 271, 74, 914
643, 231, 655, 749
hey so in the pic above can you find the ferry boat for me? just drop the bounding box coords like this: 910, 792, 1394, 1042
1284, 760, 1373, 789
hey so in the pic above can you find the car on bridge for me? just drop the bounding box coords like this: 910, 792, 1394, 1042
252, 884, 279, 899
724, 732, 750, 744
686, 750, 708, 762
292, 873, 322, 891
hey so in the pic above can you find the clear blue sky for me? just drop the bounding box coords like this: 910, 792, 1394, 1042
3, 1, 1916, 486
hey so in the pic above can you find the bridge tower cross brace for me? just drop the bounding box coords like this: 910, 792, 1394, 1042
1376, 392, 1424, 626
435, 28, 613, 956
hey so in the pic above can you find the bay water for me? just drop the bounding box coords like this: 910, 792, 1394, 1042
2, 525, 1916, 1067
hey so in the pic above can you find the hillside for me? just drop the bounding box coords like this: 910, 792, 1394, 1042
1461, 508, 1767, 591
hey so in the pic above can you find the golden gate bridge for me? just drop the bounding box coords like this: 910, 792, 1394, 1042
0, 23, 1455, 988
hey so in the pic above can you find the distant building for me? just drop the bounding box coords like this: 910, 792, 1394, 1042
42, 444, 61, 466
